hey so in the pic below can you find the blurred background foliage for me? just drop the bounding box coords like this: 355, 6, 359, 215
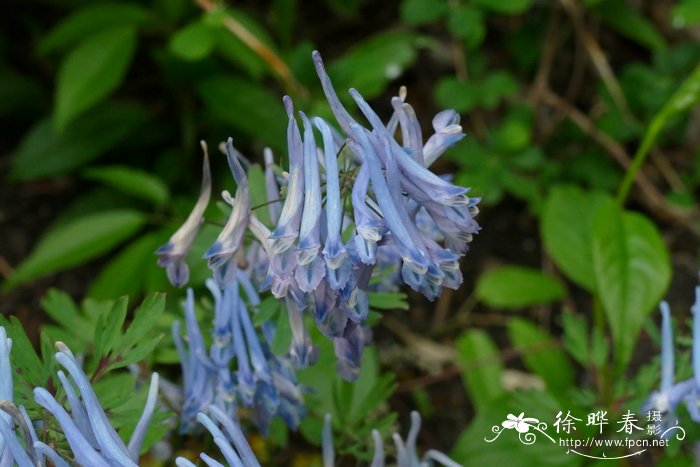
1, 0, 700, 465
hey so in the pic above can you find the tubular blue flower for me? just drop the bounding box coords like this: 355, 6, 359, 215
176, 407, 261, 467
156, 142, 212, 287
1, 327, 68, 467
204, 138, 251, 285
294, 115, 326, 293
173, 289, 218, 431
269, 96, 305, 254
423, 110, 465, 167
175, 273, 307, 434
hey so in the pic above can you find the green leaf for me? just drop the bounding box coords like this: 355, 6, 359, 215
367, 291, 409, 310
93, 296, 128, 361
83, 165, 170, 206
508, 318, 573, 393
451, 391, 581, 467
672, 0, 700, 28
169, 21, 216, 61
592, 0, 666, 52
328, 31, 420, 99
562, 313, 589, 366
12, 103, 149, 180
434, 77, 479, 113
592, 201, 671, 370
41, 289, 93, 339
541, 186, 611, 291
455, 329, 504, 410
400, 0, 448, 25
447, 5, 485, 48
88, 233, 162, 299
116, 293, 166, 356
54, 26, 138, 130
476, 266, 565, 309
4, 210, 146, 290
474, 0, 534, 14
107, 334, 164, 372
480, 71, 518, 109
38, 3, 150, 55
617, 63, 700, 202
197, 75, 286, 152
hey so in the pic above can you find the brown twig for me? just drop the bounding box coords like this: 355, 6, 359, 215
194, 0, 304, 96
560, 0, 633, 119
540, 89, 700, 236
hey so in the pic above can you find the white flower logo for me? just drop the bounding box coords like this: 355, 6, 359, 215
502, 412, 540, 433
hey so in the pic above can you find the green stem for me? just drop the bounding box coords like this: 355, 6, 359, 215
615, 120, 661, 206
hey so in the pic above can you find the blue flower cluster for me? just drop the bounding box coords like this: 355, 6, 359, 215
156, 51, 479, 382
644, 285, 700, 433
0, 327, 159, 466
173, 275, 306, 434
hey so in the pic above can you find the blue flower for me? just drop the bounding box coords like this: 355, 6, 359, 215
204, 138, 252, 285
175, 406, 261, 467
156, 142, 212, 287
174, 272, 307, 434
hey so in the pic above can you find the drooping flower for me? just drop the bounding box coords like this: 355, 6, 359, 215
204, 138, 251, 285
156, 143, 212, 287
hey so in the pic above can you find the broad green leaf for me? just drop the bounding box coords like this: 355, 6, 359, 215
561, 313, 589, 366
367, 291, 409, 310
197, 75, 286, 152
476, 266, 565, 309
328, 31, 420, 99
169, 21, 216, 61
672, 0, 700, 28
451, 391, 582, 467
480, 71, 518, 109
447, 5, 485, 48
455, 329, 504, 410
434, 77, 479, 112
3, 210, 146, 290
400, 0, 449, 25
88, 233, 162, 299
592, 202, 671, 371
508, 319, 573, 394
12, 103, 149, 180
38, 3, 150, 55
592, 0, 667, 52
474, 0, 534, 14
54, 26, 138, 130
541, 186, 611, 291
83, 165, 170, 206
